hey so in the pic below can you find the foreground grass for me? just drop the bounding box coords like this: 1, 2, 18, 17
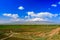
0, 25, 60, 40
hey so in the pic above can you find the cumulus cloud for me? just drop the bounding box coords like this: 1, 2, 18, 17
3, 13, 19, 19
58, 2, 60, 4
18, 6, 24, 10
3, 13, 20, 22
2, 12, 59, 22
27, 12, 58, 18
51, 4, 57, 7
25, 12, 58, 21
25, 18, 48, 21
27, 11, 35, 16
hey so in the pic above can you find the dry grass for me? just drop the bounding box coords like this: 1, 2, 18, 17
0, 25, 60, 40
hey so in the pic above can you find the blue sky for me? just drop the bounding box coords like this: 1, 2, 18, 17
0, 0, 60, 23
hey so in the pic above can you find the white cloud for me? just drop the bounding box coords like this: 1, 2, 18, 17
3, 13, 20, 22
58, 2, 60, 4
38, 12, 58, 18
27, 12, 58, 18
3, 13, 11, 17
25, 18, 48, 21
51, 4, 57, 7
27, 11, 35, 16
25, 12, 58, 21
18, 6, 24, 10
1, 12, 59, 23
3, 13, 19, 19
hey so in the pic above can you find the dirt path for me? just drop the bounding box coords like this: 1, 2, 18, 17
48, 27, 60, 37
0, 31, 13, 40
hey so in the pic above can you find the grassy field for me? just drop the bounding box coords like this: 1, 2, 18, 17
0, 25, 60, 40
